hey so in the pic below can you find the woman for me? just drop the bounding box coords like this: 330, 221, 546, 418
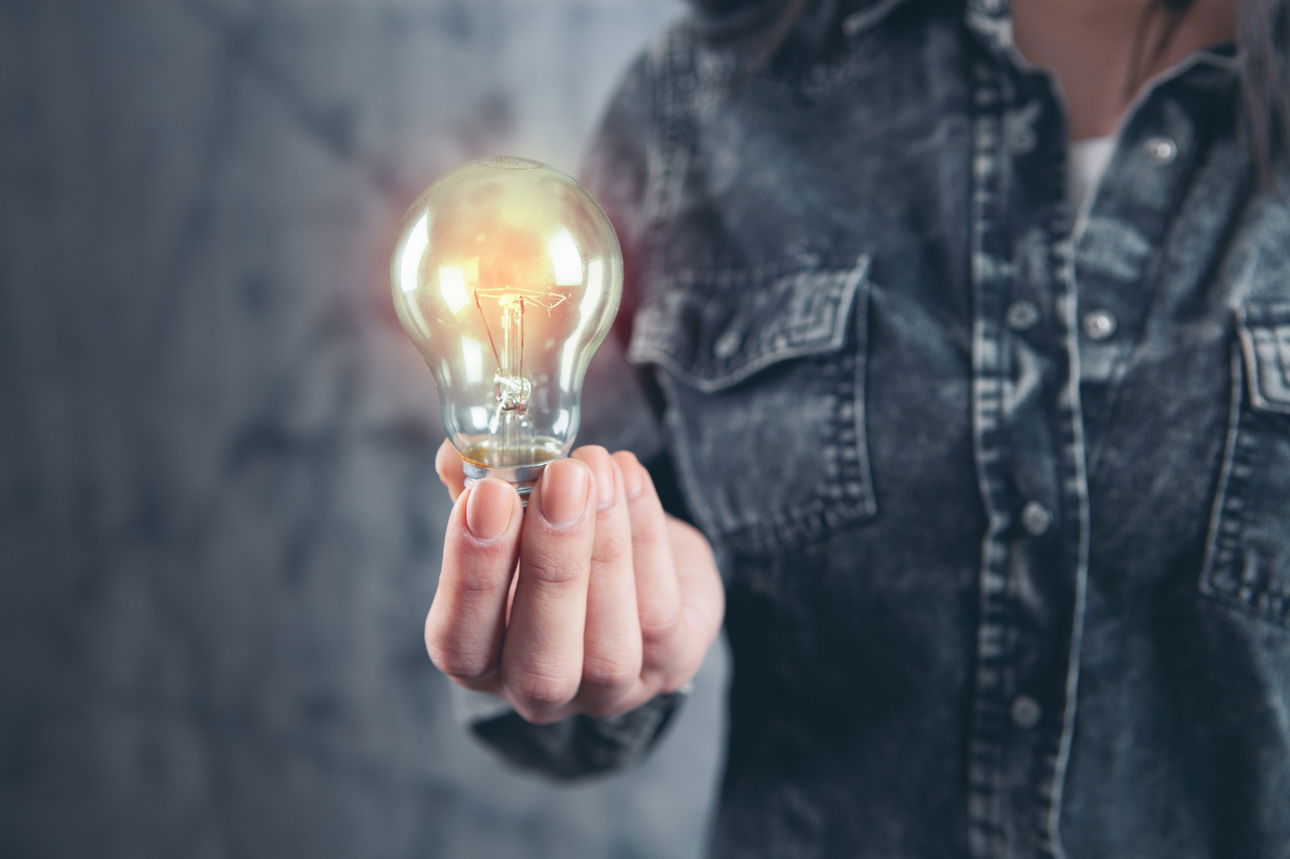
427, 0, 1290, 855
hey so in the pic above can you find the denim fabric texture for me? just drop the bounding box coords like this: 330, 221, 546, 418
464, 0, 1290, 856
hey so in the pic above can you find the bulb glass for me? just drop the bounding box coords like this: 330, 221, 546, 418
391, 157, 623, 474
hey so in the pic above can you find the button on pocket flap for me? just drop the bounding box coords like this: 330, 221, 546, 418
1236, 302, 1290, 415
627, 255, 871, 392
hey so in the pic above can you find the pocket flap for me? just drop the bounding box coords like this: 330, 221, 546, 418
1236, 302, 1290, 415
627, 255, 870, 392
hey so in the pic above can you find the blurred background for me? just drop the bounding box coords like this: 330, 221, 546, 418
0, 1, 729, 857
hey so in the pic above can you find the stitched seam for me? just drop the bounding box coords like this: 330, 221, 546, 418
1238, 308, 1290, 414
639, 263, 878, 555
628, 257, 870, 390
1199, 344, 1290, 629
1199, 346, 1245, 599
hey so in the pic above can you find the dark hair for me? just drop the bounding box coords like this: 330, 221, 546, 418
688, 0, 817, 69
693, 0, 1290, 174
1235, 0, 1290, 172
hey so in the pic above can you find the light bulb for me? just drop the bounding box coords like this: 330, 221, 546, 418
391, 156, 623, 496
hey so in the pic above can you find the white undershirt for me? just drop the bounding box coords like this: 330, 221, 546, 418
1067, 135, 1116, 238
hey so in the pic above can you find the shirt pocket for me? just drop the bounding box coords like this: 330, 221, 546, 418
1199, 301, 1290, 627
626, 254, 876, 556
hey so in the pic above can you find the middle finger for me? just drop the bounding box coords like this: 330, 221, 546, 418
570, 447, 644, 717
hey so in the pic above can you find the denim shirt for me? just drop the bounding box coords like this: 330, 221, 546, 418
459, 1, 1290, 856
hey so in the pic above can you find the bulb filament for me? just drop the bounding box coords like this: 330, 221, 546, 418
477, 292, 536, 466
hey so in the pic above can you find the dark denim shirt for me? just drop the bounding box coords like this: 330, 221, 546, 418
459, 1, 1290, 856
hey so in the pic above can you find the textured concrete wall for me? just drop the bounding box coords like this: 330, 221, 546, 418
0, 2, 728, 857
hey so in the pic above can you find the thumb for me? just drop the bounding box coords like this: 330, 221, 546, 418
435, 439, 468, 502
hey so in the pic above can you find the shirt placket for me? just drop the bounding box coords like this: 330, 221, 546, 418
965, 38, 1092, 859
1073, 66, 1236, 456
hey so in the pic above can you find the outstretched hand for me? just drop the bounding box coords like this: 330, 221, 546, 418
426, 440, 725, 724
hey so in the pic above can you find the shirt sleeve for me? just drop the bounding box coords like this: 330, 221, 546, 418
575, 45, 694, 526
452, 685, 691, 780
453, 39, 697, 780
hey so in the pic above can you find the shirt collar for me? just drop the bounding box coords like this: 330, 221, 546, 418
840, 0, 917, 38
840, 0, 1006, 41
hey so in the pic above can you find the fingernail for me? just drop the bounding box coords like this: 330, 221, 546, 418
465, 479, 514, 541
591, 458, 616, 510
540, 459, 590, 528
621, 457, 644, 500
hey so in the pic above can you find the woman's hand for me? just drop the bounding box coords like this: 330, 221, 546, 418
426, 440, 725, 724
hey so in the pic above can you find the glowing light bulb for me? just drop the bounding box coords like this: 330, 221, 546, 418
391, 156, 623, 495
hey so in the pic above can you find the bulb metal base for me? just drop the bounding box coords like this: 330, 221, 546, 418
462, 458, 558, 504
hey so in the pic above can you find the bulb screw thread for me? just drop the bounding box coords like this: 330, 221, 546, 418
462, 458, 559, 506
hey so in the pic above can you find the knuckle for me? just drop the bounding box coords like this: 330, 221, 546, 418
638, 609, 682, 647
591, 530, 630, 566
506, 669, 579, 712
523, 545, 585, 587
580, 653, 640, 692
425, 638, 491, 684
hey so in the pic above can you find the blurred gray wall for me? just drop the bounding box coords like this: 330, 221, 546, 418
0, 2, 730, 857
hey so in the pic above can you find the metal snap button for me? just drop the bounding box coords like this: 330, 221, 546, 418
1082, 309, 1117, 340
713, 330, 742, 359
1006, 300, 1040, 331
842, 12, 867, 36
1021, 500, 1052, 536
1144, 135, 1178, 164
1007, 122, 1037, 154
1011, 695, 1042, 729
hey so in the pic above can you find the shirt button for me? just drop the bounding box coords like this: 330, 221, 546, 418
1082, 309, 1118, 340
1006, 300, 1040, 331
1007, 122, 1037, 154
1021, 500, 1052, 536
1011, 695, 1042, 729
1145, 135, 1178, 164
713, 330, 742, 359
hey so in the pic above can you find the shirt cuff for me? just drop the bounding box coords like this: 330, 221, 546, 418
450, 684, 693, 780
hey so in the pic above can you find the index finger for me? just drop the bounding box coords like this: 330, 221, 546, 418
501, 458, 596, 721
